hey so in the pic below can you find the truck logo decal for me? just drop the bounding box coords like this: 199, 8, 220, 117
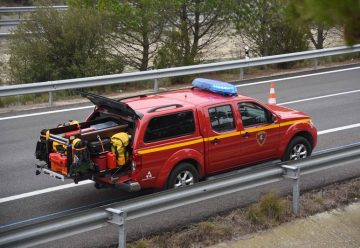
137, 119, 311, 155
142, 171, 156, 181
146, 171, 152, 179
256, 131, 267, 146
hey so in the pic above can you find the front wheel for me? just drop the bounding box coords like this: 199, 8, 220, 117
282, 136, 312, 162
167, 162, 199, 189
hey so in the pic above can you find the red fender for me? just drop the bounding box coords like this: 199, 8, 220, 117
277, 122, 317, 159
153, 148, 205, 189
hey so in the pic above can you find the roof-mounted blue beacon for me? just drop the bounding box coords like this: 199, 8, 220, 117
192, 78, 238, 96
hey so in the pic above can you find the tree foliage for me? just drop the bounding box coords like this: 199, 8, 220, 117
68, 0, 167, 71
231, 0, 309, 57
287, 0, 360, 45
9, 5, 123, 84
9, 0, 354, 86
286, 1, 339, 49
154, 0, 231, 69
66, 0, 100, 8
0, 0, 65, 5
106, 0, 167, 71
0, 0, 33, 5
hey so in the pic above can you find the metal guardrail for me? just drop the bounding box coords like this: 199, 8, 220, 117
0, 19, 21, 27
1, 143, 360, 248
0, 6, 68, 13
0, 32, 11, 37
0, 6, 68, 30
0, 45, 360, 100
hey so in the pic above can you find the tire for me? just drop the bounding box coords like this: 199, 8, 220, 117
167, 162, 199, 189
282, 136, 312, 162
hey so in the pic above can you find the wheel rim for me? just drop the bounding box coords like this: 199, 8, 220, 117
289, 144, 308, 160
174, 170, 194, 188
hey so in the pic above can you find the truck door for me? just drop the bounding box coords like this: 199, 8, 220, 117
204, 104, 242, 174
237, 102, 281, 164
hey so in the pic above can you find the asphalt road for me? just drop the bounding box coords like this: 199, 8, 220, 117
0, 65, 360, 247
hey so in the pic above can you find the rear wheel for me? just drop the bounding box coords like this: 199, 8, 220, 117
167, 162, 199, 189
282, 136, 311, 161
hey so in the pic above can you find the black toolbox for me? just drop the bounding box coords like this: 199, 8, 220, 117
87, 138, 111, 155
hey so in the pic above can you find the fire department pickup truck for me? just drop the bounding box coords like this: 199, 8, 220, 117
35, 78, 317, 191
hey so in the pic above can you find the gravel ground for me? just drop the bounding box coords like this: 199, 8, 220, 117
213, 202, 360, 248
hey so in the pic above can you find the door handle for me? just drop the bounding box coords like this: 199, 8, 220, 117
211, 138, 220, 144
242, 132, 250, 138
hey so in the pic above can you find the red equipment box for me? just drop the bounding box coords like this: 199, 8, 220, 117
106, 152, 117, 169
92, 155, 107, 171
49, 153, 68, 176
64, 128, 95, 138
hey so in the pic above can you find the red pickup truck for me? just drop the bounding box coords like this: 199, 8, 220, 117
35, 78, 317, 191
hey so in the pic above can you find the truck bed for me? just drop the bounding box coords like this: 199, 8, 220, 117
35, 116, 130, 182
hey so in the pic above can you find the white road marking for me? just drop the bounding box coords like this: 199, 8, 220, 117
236, 66, 360, 87
0, 180, 93, 204
318, 123, 360, 135
1, 122, 360, 204
0, 105, 94, 121
278, 89, 360, 106
0, 66, 359, 121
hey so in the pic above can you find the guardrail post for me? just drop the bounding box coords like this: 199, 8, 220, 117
282, 165, 300, 215
313, 58, 319, 70
106, 208, 127, 248
154, 78, 159, 92
48, 91, 53, 107
240, 68, 244, 80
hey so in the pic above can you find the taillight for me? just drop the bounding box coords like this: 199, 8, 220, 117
131, 154, 142, 173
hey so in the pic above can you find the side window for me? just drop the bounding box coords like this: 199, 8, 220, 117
208, 105, 235, 132
144, 111, 195, 143
238, 102, 272, 127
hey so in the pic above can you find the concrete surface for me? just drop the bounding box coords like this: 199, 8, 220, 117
213, 202, 360, 248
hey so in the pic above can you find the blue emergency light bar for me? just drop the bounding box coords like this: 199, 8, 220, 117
192, 78, 238, 96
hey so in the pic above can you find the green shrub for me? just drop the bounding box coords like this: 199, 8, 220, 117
9, 4, 124, 84
127, 240, 150, 248
259, 193, 286, 222
247, 192, 287, 225
246, 204, 265, 225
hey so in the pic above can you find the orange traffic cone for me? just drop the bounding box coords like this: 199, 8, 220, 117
268, 82, 276, 105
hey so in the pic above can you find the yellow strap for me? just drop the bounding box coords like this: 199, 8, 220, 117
72, 138, 82, 148
45, 130, 50, 140
73, 147, 87, 151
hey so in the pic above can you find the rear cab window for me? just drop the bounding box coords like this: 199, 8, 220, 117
208, 105, 235, 133
144, 111, 196, 143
